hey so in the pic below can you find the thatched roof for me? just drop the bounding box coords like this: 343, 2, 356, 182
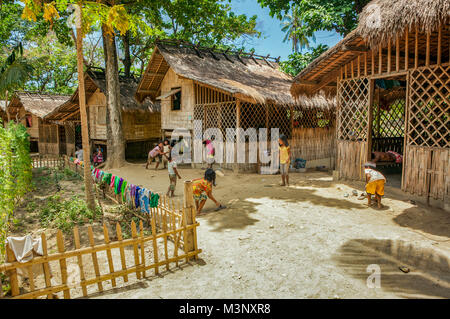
291, 0, 450, 97
136, 41, 336, 110
8, 92, 71, 119
45, 70, 157, 122
358, 0, 450, 47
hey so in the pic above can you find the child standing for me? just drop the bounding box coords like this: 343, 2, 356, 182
162, 139, 171, 169
166, 154, 181, 197
279, 134, 291, 186
364, 162, 386, 208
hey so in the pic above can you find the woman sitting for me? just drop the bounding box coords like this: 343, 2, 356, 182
192, 169, 225, 215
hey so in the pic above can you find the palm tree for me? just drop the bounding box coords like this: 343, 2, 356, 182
281, 6, 315, 53
0, 43, 33, 122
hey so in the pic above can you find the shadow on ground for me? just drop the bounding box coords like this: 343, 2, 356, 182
393, 206, 450, 238
333, 239, 450, 298
200, 186, 367, 232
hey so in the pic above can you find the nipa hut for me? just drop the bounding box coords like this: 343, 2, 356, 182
135, 40, 337, 172
6, 92, 71, 154
291, 0, 450, 209
45, 70, 161, 160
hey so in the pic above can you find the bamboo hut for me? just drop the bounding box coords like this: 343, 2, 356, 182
136, 40, 337, 171
45, 70, 161, 159
6, 92, 71, 154
291, 0, 450, 209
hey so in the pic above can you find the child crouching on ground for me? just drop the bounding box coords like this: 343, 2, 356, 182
364, 162, 386, 208
166, 153, 181, 197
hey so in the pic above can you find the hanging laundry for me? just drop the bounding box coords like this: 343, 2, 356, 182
135, 186, 141, 208
149, 192, 160, 208
121, 181, 128, 202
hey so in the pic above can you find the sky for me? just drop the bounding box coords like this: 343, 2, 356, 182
229, 0, 342, 60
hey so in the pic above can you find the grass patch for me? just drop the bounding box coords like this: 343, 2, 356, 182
39, 194, 101, 233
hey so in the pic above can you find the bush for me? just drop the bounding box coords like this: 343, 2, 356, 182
39, 194, 101, 233
0, 123, 32, 258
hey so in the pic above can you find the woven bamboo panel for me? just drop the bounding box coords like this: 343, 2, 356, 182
337, 140, 367, 180
337, 78, 370, 141
407, 64, 449, 148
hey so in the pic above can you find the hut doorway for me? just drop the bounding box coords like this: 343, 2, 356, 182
58, 125, 67, 155
368, 78, 407, 189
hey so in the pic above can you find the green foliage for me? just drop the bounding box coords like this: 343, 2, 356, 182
280, 44, 328, 76
258, 0, 371, 38
0, 122, 32, 258
0, 43, 33, 97
281, 5, 313, 53
39, 194, 101, 233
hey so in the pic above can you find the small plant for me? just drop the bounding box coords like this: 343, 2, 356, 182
39, 194, 101, 233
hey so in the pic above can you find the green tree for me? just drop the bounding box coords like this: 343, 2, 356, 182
258, 0, 371, 37
0, 43, 33, 121
280, 44, 328, 76
281, 5, 313, 53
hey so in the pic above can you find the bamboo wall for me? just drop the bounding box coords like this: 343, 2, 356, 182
38, 120, 60, 155
160, 68, 195, 131
290, 127, 336, 163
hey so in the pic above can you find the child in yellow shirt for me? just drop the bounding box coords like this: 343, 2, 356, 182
279, 134, 291, 186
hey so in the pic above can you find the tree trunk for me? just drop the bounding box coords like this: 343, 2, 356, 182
75, 5, 96, 211
102, 25, 126, 169
122, 31, 131, 78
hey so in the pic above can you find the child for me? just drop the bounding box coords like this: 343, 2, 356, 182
192, 169, 225, 215
279, 134, 291, 186
364, 162, 386, 208
146, 142, 164, 170
162, 139, 171, 169
166, 154, 181, 197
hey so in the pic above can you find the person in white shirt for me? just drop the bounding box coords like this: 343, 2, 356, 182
166, 154, 181, 198
364, 162, 386, 208
75, 146, 84, 161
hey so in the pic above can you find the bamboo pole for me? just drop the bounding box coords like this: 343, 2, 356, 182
183, 180, 196, 261
74, 3, 95, 211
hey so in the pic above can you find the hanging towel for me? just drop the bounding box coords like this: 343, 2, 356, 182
115, 178, 123, 195
6, 235, 43, 263
121, 181, 128, 201
150, 192, 160, 208
135, 186, 141, 208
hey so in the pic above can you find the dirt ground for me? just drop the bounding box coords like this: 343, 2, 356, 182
79, 162, 450, 299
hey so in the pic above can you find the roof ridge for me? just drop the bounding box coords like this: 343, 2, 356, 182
156, 38, 281, 64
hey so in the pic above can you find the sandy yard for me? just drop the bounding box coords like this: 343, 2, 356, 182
75, 162, 450, 299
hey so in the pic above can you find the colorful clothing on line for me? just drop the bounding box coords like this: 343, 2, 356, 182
135, 186, 141, 208
149, 193, 160, 208
121, 181, 128, 201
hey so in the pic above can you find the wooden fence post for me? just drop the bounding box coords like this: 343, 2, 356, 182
5, 244, 19, 297
183, 180, 196, 260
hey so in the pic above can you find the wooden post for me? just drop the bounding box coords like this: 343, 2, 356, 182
74, 3, 95, 211
367, 79, 375, 163
183, 180, 196, 260
5, 244, 19, 297
234, 99, 241, 174
405, 27, 409, 70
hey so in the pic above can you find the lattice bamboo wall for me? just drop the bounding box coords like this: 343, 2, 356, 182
407, 64, 449, 149
337, 78, 370, 141
194, 83, 335, 171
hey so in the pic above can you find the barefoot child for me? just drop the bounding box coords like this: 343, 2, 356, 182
166, 154, 181, 197
192, 169, 225, 215
279, 134, 291, 186
364, 162, 386, 208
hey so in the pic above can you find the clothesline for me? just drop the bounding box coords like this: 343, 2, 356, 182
69, 157, 160, 213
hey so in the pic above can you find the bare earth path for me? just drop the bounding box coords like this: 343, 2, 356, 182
92, 163, 450, 299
